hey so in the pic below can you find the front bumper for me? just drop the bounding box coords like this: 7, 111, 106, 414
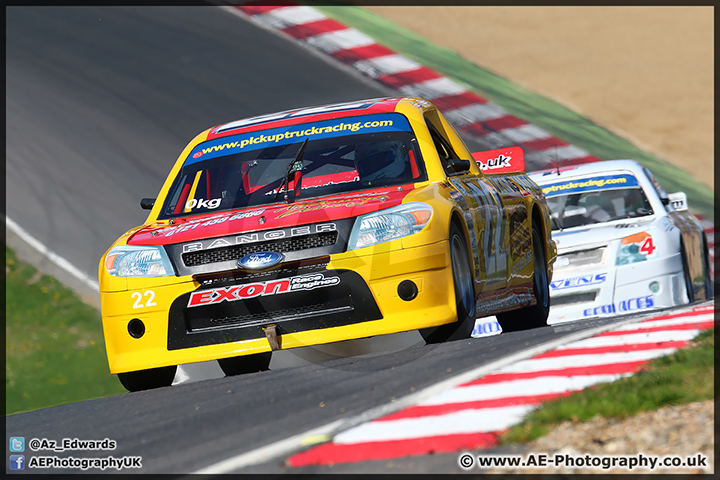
548, 251, 686, 324
101, 240, 456, 374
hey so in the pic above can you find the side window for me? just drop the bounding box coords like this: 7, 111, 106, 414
426, 120, 462, 175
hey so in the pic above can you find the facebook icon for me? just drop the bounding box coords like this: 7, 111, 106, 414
9, 454, 25, 470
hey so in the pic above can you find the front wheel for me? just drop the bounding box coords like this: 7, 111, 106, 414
420, 222, 476, 344
681, 245, 695, 304
497, 221, 550, 332
118, 365, 177, 392
701, 235, 713, 300
218, 351, 272, 376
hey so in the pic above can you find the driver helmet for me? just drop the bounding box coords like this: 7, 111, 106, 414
355, 141, 408, 182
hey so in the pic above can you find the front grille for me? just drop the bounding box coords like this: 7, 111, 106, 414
552, 291, 598, 306
183, 231, 338, 267
557, 247, 606, 268
195, 261, 329, 287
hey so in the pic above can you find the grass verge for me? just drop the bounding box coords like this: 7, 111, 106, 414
5, 246, 125, 415
499, 328, 714, 445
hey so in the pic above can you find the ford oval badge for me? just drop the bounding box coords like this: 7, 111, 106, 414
238, 251, 284, 270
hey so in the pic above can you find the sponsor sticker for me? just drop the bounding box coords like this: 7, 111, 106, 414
187, 273, 340, 307
185, 198, 221, 210
478, 154, 511, 171
542, 174, 639, 198
616, 232, 656, 265
551, 273, 607, 290
583, 295, 654, 317
187, 113, 411, 164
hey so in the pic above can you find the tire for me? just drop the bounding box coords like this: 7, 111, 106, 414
681, 246, 695, 304
420, 222, 476, 344
218, 352, 272, 376
702, 236, 713, 300
497, 221, 550, 332
118, 365, 177, 392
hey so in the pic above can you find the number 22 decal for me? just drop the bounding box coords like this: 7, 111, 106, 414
131, 290, 157, 309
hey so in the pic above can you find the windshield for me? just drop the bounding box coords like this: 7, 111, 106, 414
159, 113, 426, 219
541, 174, 654, 231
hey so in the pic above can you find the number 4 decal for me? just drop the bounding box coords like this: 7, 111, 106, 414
131, 290, 157, 309
640, 236, 656, 255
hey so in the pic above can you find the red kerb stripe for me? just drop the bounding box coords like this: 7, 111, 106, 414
378, 67, 443, 89
378, 392, 572, 421
535, 340, 688, 358
483, 115, 528, 131
521, 137, 569, 151
430, 92, 489, 110
287, 431, 502, 467
599, 321, 715, 337
331, 44, 395, 64
281, 19, 346, 40
237, 1, 297, 16
461, 361, 646, 386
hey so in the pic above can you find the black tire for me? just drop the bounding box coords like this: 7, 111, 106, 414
702, 236, 713, 300
681, 246, 695, 304
218, 351, 272, 376
420, 222, 476, 344
118, 365, 177, 392
497, 221, 550, 332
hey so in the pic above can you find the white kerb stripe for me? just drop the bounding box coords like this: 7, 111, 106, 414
612, 313, 714, 331
554, 329, 701, 349
498, 348, 678, 373
262, 5, 327, 26
443, 103, 509, 125
333, 405, 533, 444
306, 29, 376, 53
399, 77, 467, 99
353, 54, 422, 78
538, 144, 591, 160
496, 124, 551, 143
419, 374, 626, 406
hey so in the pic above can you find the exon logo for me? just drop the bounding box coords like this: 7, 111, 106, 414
478, 154, 511, 170
551, 273, 607, 290
238, 251, 283, 270
187, 273, 341, 307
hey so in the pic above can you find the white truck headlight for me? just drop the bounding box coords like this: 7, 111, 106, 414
347, 202, 433, 250
105, 245, 175, 277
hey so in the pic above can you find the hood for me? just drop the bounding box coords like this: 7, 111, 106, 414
129, 186, 414, 246
553, 216, 657, 251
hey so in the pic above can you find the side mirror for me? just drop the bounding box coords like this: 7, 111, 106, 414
448, 157, 471, 173
667, 192, 688, 211
140, 198, 155, 210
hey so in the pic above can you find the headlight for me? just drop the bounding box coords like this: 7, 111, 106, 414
105, 245, 175, 277
347, 202, 433, 251
616, 232, 654, 266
